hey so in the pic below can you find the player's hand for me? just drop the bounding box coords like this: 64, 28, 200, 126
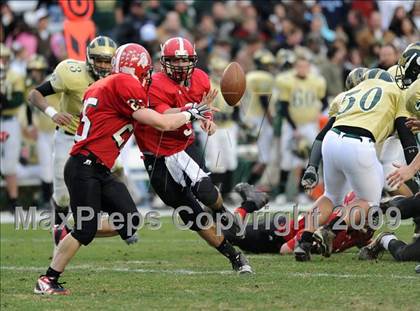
201, 120, 217, 135
200, 89, 218, 107
301, 165, 319, 189
186, 103, 212, 121
405, 117, 420, 131
387, 162, 416, 188
24, 126, 38, 140
52, 112, 72, 126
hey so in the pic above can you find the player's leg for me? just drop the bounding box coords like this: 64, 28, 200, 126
359, 232, 420, 261
248, 118, 273, 185
277, 121, 294, 204
380, 135, 413, 196
0, 117, 21, 212
144, 155, 252, 273
35, 155, 102, 295
52, 129, 73, 226
100, 173, 140, 243
36, 131, 54, 206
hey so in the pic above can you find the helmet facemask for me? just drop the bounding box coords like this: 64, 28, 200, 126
87, 54, 113, 80
161, 55, 197, 83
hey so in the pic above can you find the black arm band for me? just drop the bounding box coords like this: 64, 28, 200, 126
26, 105, 33, 126
35, 81, 56, 97
280, 100, 296, 129
395, 117, 419, 164
315, 117, 336, 141
308, 139, 323, 169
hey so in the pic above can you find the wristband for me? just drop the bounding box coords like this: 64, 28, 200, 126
181, 111, 191, 122
44, 106, 58, 118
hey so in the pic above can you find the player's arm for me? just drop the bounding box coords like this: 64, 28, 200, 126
132, 104, 211, 131
395, 116, 419, 165
28, 81, 72, 126
279, 100, 297, 130
301, 116, 336, 189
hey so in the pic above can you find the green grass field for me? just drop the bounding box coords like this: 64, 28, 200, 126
1, 218, 419, 310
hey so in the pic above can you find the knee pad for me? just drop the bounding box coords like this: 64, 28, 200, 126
192, 178, 220, 207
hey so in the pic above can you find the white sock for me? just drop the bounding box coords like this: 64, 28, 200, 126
381, 234, 397, 250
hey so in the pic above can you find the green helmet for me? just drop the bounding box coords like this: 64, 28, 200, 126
345, 67, 368, 90
86, 36, 117, 80
362, 68, 394, 83
396, 42, 420, 89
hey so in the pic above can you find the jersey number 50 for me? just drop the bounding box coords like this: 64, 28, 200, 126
337, 87, 383, 115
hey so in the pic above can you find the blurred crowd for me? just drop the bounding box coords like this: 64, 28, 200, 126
1, 0, 419, 208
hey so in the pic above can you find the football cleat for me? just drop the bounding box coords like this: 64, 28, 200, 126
358, 232, 394, 260
230, 252, 252, 274
294, 241, 312, 261
53, 224, 70, 247
233, 182, 269, 213
34, 275, 70, 295
313, 227, 335, 258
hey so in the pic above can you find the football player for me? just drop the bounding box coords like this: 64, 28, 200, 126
242, 49, 275, 186
34, 43, 212, 295
134, 37, 252, 274
225, 184, 372, 257
0, 43, 25, 212
275, 55, 326, 204
202, 56, 239, 199
24, 54, 61, 207
296, 67, 418, 261
28, 36, 117, 227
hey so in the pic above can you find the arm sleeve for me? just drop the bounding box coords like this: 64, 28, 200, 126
395, 116, 418, 165
35, 81, 56, 97
280, 100, 296, 129
260, 95, 270, 111
26, 104, 33, 126
308, 117, 336, 169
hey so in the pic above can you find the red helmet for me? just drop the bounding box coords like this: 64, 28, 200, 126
160, 37, 197, 82
112, 43, 152, 87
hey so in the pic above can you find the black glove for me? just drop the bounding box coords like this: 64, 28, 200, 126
301, 165, 319, 189
186, 103, 211, 121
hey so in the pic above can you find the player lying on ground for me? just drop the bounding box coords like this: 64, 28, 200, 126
223, 184, 372, 256
134, 37, 253, 274
359, 152, 420, 262
34, 43, 213, 295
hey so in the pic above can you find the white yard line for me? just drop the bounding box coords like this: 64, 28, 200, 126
1, 265, 418, 279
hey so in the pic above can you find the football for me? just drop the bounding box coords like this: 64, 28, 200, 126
220, 62, 246, 106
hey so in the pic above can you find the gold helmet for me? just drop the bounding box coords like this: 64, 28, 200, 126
345, 67, 368, 90
254, 49, 275, 70
362, 68, 394, 82
276, 48, 296, 70
27, 54, 48, 71
86, 36, 117, 80
386, 64, 399, 77
396, 42, 420, 89
405, 79, 420, 118
291, 136, 311, 160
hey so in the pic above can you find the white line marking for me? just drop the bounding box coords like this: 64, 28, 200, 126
1, 266, 418, 279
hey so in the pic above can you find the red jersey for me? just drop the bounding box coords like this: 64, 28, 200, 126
71, 73, 147, 169
134, 68, 210, 156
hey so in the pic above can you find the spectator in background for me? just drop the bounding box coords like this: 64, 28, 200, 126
174, 0, 195, 31
375, 43, 399, 70
343, 47, 363, 78
235, 35, 263, 73
114, 0, 149, 44
389, 6, 408, 36
411, 1, 420, 30
156, 11, 192, 43
211, 1, 235, 38
393, 17, 419, 52
145, 0, 166, 26
343, 9, 365, 48
5, 17, 37, 61
319, 45, 347, 99
34, 8, 52, 63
